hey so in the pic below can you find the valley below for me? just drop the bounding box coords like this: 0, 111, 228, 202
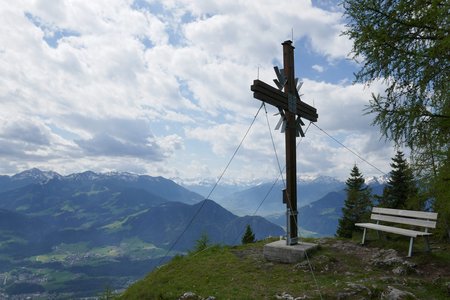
0, 169, 285, 298
0, 169, 386, 298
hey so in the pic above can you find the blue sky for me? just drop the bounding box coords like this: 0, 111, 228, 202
0, 0, 396, 183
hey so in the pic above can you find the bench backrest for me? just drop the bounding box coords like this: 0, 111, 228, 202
371, 207, 438, 230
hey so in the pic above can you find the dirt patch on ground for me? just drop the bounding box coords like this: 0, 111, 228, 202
323, 239, 450, 277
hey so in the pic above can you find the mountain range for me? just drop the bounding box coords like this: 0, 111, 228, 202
213, 176, 346, 216
182, 175, 386, 237
0, 168, 387, 298
0, 169, 283, 298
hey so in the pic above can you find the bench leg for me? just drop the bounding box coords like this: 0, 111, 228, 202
424, 236, 430, 252
361, 228, 367, 245
408, 237, 414, 257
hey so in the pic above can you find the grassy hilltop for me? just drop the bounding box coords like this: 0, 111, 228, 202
120, 235, 450, 299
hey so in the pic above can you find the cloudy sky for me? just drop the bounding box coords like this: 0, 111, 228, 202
0, 0, 397, 183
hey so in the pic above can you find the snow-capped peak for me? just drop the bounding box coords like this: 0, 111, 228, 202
104, 171, 139, 181
65, 171, 101, 181
12, 168, 61, 181
365, 174, 389, 185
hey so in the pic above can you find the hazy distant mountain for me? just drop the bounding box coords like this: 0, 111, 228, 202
214, 176, 346, 216
0, 168, 203, 205
179, 179, 256, 202
265, 179, 386, 237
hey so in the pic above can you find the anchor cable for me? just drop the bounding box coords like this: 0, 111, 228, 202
157, 102, 265, 266
264, 118, 323, 300
310, 122, 388, 176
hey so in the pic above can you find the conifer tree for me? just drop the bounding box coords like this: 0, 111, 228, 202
242, 224, 256, 244
337, 165, 372, 238
380, 151, 419, 209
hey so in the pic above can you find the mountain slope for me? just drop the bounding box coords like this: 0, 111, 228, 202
103, 200, 284, 251
0, 178, 168, 229
66, 171, 203, 204
265, 190, 346, 237
299, 190, 346, 236
0, 209, 51, 243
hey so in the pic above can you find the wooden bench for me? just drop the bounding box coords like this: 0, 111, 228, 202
355, 207, 438, 257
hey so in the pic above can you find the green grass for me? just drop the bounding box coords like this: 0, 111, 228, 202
0, 232, 27, 249
121, 240, 327, 299
120, 237, 450, 300
122, 242, 306, 299
27, 240, 167, 268
102, 210, 149, 232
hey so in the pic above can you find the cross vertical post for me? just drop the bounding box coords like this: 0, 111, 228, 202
251, 40, 318, 247
283, 40, 298, 245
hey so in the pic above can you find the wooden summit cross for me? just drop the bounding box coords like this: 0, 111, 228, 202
251, 40, 318, 246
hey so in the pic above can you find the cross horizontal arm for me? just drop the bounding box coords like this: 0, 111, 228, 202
251, 80, 318, 122
253, 80, 317, 116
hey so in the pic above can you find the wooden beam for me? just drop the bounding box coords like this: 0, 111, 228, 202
251, 80, 318, 122
283, 40, 298, 245
251, 80, 317, 115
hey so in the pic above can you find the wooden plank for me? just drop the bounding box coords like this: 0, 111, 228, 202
252, 80, 286, 101
253, 92, 287, 110
298, 101, 318, 121
372, 207, 437, 220
371, 213, 437, 228
251, 80, 318, 115
355, 223, 432, 237
251, 81, 318, 122
253, 92, 318, 121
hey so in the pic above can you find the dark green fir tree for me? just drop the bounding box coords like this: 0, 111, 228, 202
337, 165, 372, 238
380, 151, 419, 209
242, 224, 256, 244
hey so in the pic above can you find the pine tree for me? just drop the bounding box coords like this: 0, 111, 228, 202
380, 151, 419, 209
337, 165, 372, 238
242, 224, 255, 244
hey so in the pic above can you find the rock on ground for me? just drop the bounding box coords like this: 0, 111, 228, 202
381, 286, 417, 300
178, 292, 216, 300
275, 292, 308, 300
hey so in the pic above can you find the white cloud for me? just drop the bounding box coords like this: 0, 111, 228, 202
0, 0, 393, 182
312, 64, 324, 73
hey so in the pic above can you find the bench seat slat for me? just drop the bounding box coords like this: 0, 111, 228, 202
355, 223, 432, 237
371, 213, 437, 228
372, 207, 437, 220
